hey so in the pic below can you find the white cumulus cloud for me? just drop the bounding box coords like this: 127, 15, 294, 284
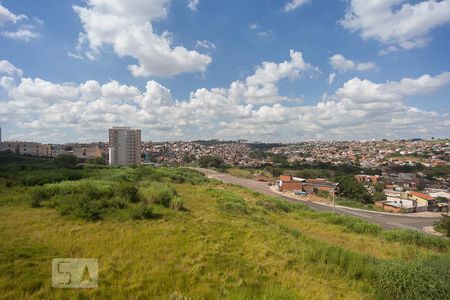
341, 0, 450, 52
330, 54, 377, 73
73, 0, 212, 77
0, 4, 26, 25
0, 60, 23, 77
0, 51, 449, 142
0, 4, 38, 41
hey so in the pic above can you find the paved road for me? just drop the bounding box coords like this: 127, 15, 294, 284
195, 168, 441, 233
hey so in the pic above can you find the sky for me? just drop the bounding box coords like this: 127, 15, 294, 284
0, 0, 449, 143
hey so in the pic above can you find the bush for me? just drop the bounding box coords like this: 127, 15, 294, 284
139, 183, 177, 207
115, 182, 140, 203
29, 179, 140, 220
170, 196, 184, 211
130, 204, 154, 220
198, 156, 224, 168
337, 175, 373, 204
55, 154, 79, 169
20, 170, 82, 186
30, 186, 56, 207
373, 191, 387, 201
435, 213, 450, 237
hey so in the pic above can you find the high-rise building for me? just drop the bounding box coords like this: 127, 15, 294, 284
108, 127, 141, 166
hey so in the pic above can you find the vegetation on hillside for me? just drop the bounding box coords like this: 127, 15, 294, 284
435, 213, 450, 237
198, 155, 225, 169
336, 175, 373, 204
0, 152, 449, 299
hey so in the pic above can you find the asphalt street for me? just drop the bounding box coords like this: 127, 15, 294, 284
195, 168, 441, 233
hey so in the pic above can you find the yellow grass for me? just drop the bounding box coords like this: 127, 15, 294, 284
0, 182, 448, 299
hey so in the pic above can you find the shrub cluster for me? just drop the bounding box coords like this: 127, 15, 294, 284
139, 183, 179, 207
20, 170, 83, 186
132, 167, 208, 185
434, 213, 450, 237
30, 179, 145, 220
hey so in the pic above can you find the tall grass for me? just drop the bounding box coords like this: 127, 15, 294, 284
256, 196, 310, 213
382, 229, 449, 251
1, 154, 450, 299
139, 182, 178, 207
207, 188, 248, 214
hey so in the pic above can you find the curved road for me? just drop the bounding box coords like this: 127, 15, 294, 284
195, 168, 441, 233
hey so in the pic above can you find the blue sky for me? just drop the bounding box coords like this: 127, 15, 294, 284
0, 0, 449, 143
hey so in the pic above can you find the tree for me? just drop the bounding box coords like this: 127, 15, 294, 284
374, 183, 385, 193
337, 175, 373, 204
182, 153, 195, 164
198, 156, 224, 168
373, 191, 387, 201
435, 214, 450, 237
436, 197, 449, 204
56, 154, 79, 169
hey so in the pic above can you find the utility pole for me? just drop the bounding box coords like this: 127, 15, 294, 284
333, 183, 339, 213
333, 189, 335, 213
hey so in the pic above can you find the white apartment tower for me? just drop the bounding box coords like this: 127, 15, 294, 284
108, 127, 141, 166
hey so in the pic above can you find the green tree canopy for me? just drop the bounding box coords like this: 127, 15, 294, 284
56, 154, 79, 169
337, 175, 373, 204
198, 156, 224, 168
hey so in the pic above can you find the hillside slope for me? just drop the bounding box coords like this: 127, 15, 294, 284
0, 156, 449, 299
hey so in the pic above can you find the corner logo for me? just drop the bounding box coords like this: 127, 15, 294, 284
52, 258, 98, 288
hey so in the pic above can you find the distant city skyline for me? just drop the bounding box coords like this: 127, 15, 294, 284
0, 0, 450, 143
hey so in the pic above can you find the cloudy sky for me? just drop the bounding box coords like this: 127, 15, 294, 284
0, 0, 449, 143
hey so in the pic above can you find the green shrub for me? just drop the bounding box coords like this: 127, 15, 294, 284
29, 179, 140, 220
20, 170, 82, 186
198, 155, 224, 168
170, 196, 184, 211
337, 175, 373, 204
30, 186, 55, 207
115, 182, 140, 203
139, 183, 177, 207
435, 213, 450, 237
55, 154, 79, 169
130, 204, 154, 220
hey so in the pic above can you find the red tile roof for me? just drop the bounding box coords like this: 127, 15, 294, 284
411, 191, 435, 201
